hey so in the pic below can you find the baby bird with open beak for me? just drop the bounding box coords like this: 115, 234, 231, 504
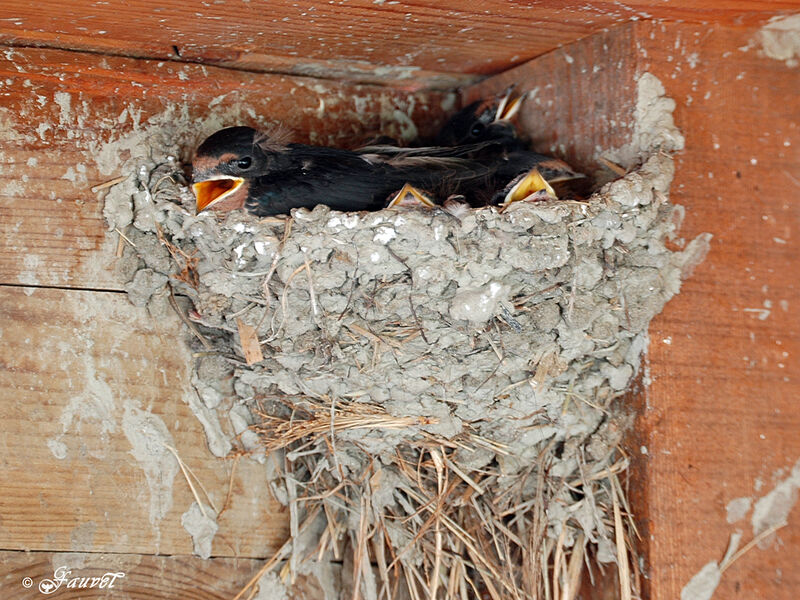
191, 126, 495, 217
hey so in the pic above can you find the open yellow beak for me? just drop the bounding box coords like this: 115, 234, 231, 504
495, 87, 526, 122
500, 168, 557, 211
386, 183, 437, 209
192, 176, 244, 212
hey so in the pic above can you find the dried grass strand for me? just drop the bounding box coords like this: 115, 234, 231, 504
611, 474, 632, 600
162, 442, 217, 516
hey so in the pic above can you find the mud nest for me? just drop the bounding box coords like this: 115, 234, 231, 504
106, 139, 709, 599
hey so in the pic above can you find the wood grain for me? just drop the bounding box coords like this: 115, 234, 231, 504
632, 21, 800, 600
0, 0, 794, 86
0, 551, 339, 599
0, 46, 452, 291
462, 24, 639, 176
464, 18, 800, 599
0, 286, 288, 558
1, 10, 799, 599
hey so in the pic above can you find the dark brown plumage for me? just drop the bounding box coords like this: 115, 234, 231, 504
192, 109, 584, 216
191, 126, 497, 216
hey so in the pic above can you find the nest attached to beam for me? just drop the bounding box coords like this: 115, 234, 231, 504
106, 146, 708, 599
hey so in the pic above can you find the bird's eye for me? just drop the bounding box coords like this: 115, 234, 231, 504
235, 156, 252, 170
470, 122, 486, 137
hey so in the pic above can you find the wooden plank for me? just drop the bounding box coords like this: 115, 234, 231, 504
0, 1, 794, 86
0, 551, 338, 599
0, 286, 288, 558
461, 24, 639, 176
1, 14, 798, 600
464, 18, 800, 599
0, 45, 452, 290
630, 21, 800, 600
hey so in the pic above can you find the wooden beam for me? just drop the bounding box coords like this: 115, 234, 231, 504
465, 17, 800, 600
0, 46, 453, 291
0, 551, 338, 599
633, 20, 800, 600
461, 24, 639, 176
2, 10, 799, 598
0, 1, 793, 86
0, 40, 450, 594
0, 286, 288, 558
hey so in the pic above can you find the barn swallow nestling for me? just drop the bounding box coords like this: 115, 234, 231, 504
426, 87, 584, 205
352, 140, 584, 209
497, 168, 557, 211
493, 151, 584, 189
191, 126, 496, 216
434, 86, 528, 149
491, 154, 585, 210
385, 183, 437, 209
383, 186, 473, 222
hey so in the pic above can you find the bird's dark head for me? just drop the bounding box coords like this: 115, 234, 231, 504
192, 126, 287, 212
436, 87, 527, 148
435, 100, 496, 146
